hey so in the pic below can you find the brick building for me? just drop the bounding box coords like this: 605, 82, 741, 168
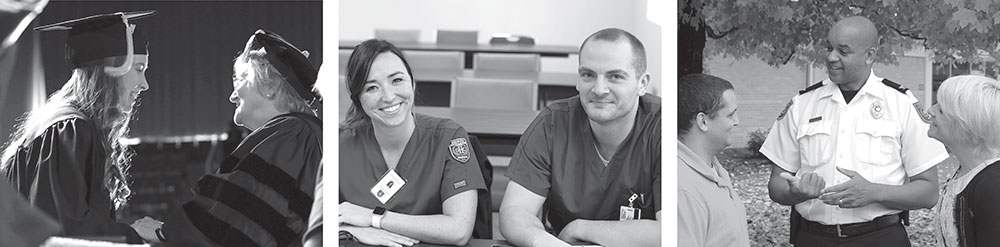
702, 52, 935, 148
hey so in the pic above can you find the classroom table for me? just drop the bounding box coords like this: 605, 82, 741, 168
411, 70, 579, 107
414, 106, 538, 137
414, 70, 578, 87
340, 40, 579, 68
420, 106, 538, 155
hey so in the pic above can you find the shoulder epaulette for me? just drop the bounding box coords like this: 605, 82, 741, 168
881, 79, 909, 94
798, 81, 824, 95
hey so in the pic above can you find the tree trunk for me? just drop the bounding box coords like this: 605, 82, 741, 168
678, 3, 706, 78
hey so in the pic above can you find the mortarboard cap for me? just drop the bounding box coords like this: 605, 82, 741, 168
243, 29, 319, 104
34, 10, 156, 75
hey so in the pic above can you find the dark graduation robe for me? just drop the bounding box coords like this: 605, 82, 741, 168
161, 112, 322, 247
0, 168, 61, 247
2, 108, 142, 243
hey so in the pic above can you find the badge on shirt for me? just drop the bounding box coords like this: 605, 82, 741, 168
449, 137, 470, 164
370, 169, 406, 204
871, 100, 885, 119
619, 193, 642, 221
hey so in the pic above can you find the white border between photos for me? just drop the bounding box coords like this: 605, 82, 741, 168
660, 1, 677, 247
323, 1, 339, 246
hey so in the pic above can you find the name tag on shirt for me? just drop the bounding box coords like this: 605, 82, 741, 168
619, 192, 642, 220
619, 206, 641, 221
370, 169, 406, 204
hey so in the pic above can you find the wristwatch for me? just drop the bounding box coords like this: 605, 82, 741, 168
372, 207, 386, 229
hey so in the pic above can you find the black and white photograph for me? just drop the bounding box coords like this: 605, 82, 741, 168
678, 0, 1000, 246
0, 0, 322, 246
337, 0, 662, 246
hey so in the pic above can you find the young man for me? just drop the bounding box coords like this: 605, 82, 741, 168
762, 16, 948, 246
499, 28, 661, 247
677, 74, 749, 247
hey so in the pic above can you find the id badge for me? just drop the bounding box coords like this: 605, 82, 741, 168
619, 206, 641, 220
370, 169, 406, 204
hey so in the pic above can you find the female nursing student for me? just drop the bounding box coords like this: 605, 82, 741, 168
930, 75, 1000, 247
0, 11, 155, 244
339, 39, 486, 246
132, 29, 323, 246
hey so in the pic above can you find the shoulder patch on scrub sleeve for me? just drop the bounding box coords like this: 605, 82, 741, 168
449, 137, 470, 164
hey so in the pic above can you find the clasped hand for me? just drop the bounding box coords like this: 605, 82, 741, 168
130, 216, 163, 243
782, 167, 881, 208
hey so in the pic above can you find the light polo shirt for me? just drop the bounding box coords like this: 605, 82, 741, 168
677, 141, 750, 247
760, 71, 948, 225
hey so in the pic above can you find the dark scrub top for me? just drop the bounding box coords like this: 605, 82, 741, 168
161, 113, 322, 247
2, 110, 142, 243
339, 113, 486, 216
506, 95, 661, 234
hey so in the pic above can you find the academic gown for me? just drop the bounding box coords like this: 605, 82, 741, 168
2, 109, 142, 243
161, 112, 322, 247
0, 178, 61, 247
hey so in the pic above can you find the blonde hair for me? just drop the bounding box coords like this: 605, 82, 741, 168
936, 75, 1000, 157
234, 48, 317, 116
1, 56, 136, 210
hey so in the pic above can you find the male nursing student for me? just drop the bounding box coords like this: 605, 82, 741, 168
499, 28, 661, 247
677, 74, 750, 247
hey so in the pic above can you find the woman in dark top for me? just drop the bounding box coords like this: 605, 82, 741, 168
338, 39, 485, 246
928, 75, 1000, 247
0, 11, 155, 244
134, 29, 323, 247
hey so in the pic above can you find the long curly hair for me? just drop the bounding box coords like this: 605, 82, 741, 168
1, 56, 137, 210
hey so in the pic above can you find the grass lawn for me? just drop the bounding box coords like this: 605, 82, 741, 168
717, 148, 957, 247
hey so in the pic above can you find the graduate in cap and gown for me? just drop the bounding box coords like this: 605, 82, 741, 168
131, 29, 322, 247
0, 10, 156, 244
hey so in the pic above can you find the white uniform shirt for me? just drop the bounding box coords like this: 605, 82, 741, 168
760, 71, 948, 225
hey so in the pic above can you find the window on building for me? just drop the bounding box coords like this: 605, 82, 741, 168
931, 61, 999, 104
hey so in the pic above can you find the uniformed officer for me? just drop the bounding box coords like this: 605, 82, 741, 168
761, 16, 948, 246
499, 28, 661, 247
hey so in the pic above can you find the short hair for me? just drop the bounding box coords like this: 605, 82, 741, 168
234, 48, 316, 116
580, 28, 647, 76
935, 75, 1000, 156
341, 39, 415, 127
678, 74, 735, 136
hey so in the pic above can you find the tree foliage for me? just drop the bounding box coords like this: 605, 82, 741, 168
680, 0, 1000, 69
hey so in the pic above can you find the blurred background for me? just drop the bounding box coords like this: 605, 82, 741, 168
339, 0, 661, 240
